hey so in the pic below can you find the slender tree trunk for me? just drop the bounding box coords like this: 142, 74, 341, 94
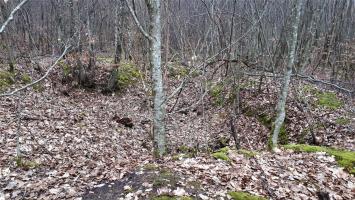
114, 1, 122, 64
146, 0, 166, 157
0, 2, 15, 73
272, 0, 303, 150
125, 0, 166, 157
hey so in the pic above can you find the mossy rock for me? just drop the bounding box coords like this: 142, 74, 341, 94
284, 144, 355, 174
0, 70, 15, 91
316, 92, 342, 110
228, 191, 268, 200
152, 195, 193, 200
116, 60, 141, 91
335, 117, 351, 125
212, 147, 230, 161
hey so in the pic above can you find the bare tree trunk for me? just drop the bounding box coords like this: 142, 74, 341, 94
0, 1, 15, 73
146, 0, 166, 157
272, 0, 303, 150
126, 0, 166, 157
114, 0, 123, 64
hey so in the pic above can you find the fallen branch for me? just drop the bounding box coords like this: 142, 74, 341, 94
295, 74, 353, 95
243, 72, 354, 95
0, 0, 29, 34
0, 46, 70, 97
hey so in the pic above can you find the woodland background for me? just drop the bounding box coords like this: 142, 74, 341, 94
0, 0, 354, 199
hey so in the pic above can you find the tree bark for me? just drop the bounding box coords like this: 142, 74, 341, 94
146, 0, 166, 157
126, 0, 166, 157
114, 0, 123, 64
272, 0, 303, 150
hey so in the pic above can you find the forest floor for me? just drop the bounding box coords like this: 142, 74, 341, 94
0, 57, 354, 200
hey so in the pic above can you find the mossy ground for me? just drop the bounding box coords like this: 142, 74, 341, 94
176, 145, 197, 157
59, 60, 71, 77
21, 73, 32, 84
212, 147, 230, 161
335, 117, 351, 125
316, 92, 342, 110
0, 70, 15, 91
209, 82, 225, 106
284, 144, 355, 174
228, 191, 268, 200
15, 156, 40, 170
143, 163, 159, 171
237, 149, 258, 158
167, 63, 189, 79
116, 60, 141, 91
152, 168, 177, 188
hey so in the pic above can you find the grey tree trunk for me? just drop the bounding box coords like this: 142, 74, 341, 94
146, 0, 166, 157
272, 0, 303, 150
126, 0, 166, 157
114, 1, 123, 64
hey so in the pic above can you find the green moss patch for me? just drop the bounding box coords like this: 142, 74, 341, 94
167, 64, 189, 79
116, 60, 141, 91
0, 70, 15, 91
212, 147, 230, 161
302, 84, 319, 93
238, 149, 258, 158
228, 191, 268, 200
59, 60, 71, 77
177, 145, 197, 157
335, 117, 351, 125
15, 156, 40, 170
143, 163, 159, 171
33, 83, 44, 92
209, 82, 225, 106
21, 73, 32, 84
316, 92, 342, 110
284, 144, 355, 174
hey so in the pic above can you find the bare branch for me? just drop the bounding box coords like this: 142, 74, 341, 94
0, 46, 70, 97
124, 0, 154, 41
166, 1, 269, 101
0, 0, 29, 34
